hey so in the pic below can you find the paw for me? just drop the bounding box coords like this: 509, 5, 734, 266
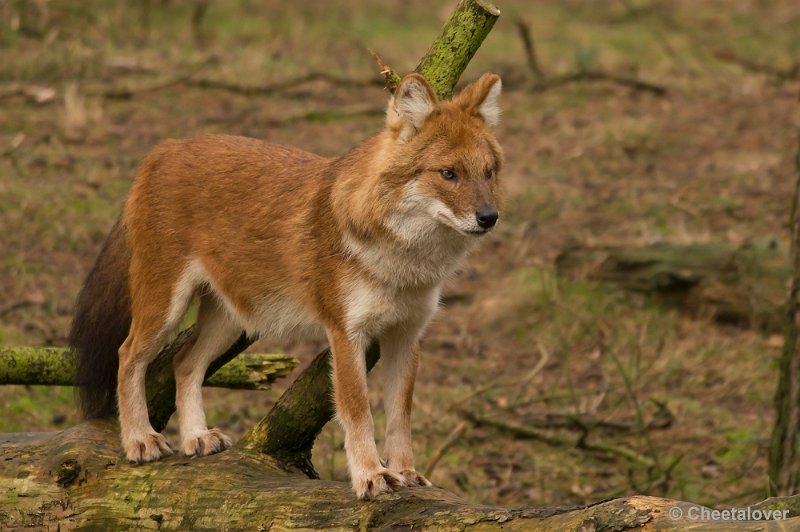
352, 468, 407, 500
123, 431, 172, 464
397, 469, 432, 487
181, 428, 232, 457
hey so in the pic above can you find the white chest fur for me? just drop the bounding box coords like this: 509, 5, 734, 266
343, 182, 475, 289
247, 294, 326, 341
342, 276, 440, 343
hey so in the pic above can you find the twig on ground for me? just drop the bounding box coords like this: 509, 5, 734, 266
0, 298, 42, 318
187, 72, 382, 96
448, 376, 509, 410
424, 421, 467, 478
2, 67, 667, 107
505, 386, 622, 410
262, 107, 384, 127
516, 406, 672, 435
713, 49, 799, 82
1, 132, 25, 157
605, 343, 666, 489
97, 56, 219, 99
465, 411, 655, 467
515, 18, 545, 81
529, 70, 668, 96
509, 13, 667, 97
511, 342, 551, 403
0, 83, 57, 104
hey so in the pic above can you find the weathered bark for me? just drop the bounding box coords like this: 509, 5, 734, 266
0, 346, 296, 390
4, 421, 799, 530
556, 243, 788, 332
415, 0, 500, 99
769, 134, 800, 495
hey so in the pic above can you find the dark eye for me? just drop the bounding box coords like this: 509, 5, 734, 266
485, 168, 494, 180
440, 169, 457, 181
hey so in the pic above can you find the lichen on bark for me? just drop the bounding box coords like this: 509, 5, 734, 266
0, 345, 295, 390
415, 0, 500, 99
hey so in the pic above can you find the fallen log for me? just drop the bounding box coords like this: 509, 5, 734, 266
0, 346, 297, 391
556, 242, 789, 332
4, 420, 800, 530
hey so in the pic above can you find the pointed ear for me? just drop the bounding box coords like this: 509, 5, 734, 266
386, 73, 438, 142
453, 73, 502, 127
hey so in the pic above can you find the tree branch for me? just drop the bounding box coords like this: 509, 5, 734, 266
465, 412, 656, 468
145, 328, 254, 431
515, 18, 545, 81
0, 346, 296, 390
530, 70, 667, 97
368, 48, 401, 91
415, 0, 500, 99
238, 344, 380, 477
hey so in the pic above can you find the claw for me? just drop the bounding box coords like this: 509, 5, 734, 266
182, 428, 232, 457
123, 431, 172, 464
353, 468, 407, 500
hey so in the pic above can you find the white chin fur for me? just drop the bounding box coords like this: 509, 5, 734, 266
431, 207, 488, 236
387, 181, 488, 238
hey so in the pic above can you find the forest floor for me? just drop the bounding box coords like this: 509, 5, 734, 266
1, 0, 800, 509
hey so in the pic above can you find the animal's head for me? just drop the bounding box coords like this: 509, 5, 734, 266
383, 72, 504, 237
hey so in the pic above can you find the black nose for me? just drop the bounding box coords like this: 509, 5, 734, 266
475, 207, 499, 229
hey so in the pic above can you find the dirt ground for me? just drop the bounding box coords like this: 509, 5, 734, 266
2, 0, 800, 510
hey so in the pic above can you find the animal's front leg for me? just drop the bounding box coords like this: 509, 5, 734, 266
380, 323, 432, 488
328, 327, 405, 499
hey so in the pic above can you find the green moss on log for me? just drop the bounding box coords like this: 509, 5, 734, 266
0, 347, 76, 386
145, 330, 254, 431
416, 0, 500, 99
0, 345, 295, 390
7, 421, 794, 530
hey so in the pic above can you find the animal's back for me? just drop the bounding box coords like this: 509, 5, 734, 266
127, 134, 330, 242
123, 134, 338, 329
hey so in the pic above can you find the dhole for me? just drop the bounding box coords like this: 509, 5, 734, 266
70, 72, 503, 499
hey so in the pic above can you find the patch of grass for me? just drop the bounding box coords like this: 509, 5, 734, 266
0, 386, 77, 433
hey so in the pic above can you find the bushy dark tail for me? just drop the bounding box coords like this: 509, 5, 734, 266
69, 219, 132, 419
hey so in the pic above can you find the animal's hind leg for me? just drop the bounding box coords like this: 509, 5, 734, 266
118, 321, 175, 463
174, 293, 241, 457
118, 273, 194, 463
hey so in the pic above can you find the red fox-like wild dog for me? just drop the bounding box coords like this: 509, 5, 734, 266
70, 72, 503, 499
